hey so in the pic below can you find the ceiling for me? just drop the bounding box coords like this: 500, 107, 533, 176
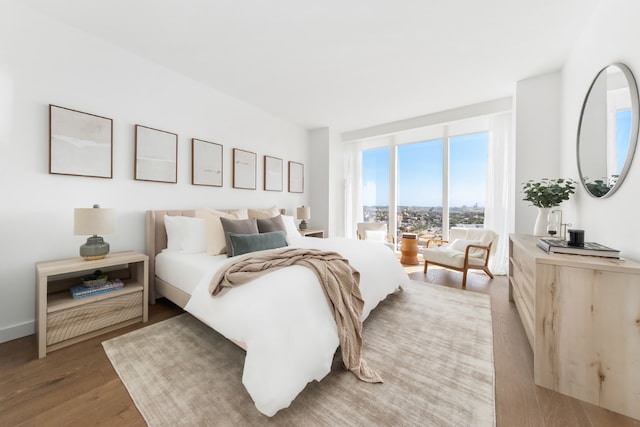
23, 0, 600, 134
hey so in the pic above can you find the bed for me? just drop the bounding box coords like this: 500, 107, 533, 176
145, 209, 411, 416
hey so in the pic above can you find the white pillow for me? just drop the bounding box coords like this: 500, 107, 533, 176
281, 215, 301, 242
163, 215, 206, 253
180, 217, 207, 253
164, 215, 184, 251
196, 209, 245, 255
448, 239, 484, 257
365, 229, 386, 242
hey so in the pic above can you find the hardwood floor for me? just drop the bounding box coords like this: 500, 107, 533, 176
1, 266, 639, 426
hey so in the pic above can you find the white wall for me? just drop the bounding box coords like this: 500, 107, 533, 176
308, 128, 330, 234
514, 71, 562, 234
308, 127, 345, 238
560, 0, 640, 261
0, 2, 309, 342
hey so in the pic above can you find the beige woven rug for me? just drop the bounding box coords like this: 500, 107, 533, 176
103, 280, 495, 426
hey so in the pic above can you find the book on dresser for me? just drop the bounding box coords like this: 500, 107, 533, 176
70, 278, 124, 298
537, 238, 620, 258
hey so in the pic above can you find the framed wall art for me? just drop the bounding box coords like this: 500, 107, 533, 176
263, 155, 283, 191
232, 148, 256, 190
49, 104, 113, 178
192, 138, 223, 186
134, 125, 178, 183
288, 161, 304, 193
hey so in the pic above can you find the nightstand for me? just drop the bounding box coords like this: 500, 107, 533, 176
299, 229, 325, 238
36, 251, 148, 358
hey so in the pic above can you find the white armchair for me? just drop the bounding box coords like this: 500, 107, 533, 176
421, 227, 498, 287
356, 222, 395, 251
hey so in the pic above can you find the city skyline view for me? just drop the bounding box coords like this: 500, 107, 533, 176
362, 132, 489, 208
362, 132, 489, 244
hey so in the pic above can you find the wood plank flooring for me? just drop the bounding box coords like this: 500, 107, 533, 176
1, 265, 639, 426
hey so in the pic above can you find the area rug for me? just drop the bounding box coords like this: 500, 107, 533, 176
102, 280, 495, 426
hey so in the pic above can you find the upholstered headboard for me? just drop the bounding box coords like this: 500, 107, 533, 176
145, 210, 196, 303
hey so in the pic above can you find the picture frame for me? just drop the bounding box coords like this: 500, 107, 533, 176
232, 148, 256, 190
288, 161, 304, 193
192, 138, 223, 187
49, 104, 113, 178
263, 155, 283, 191
134, 125, 178, 183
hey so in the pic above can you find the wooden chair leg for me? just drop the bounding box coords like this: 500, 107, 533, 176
484, 267, 494, 279
423, 261, 428, 274
462, 269, 468, 287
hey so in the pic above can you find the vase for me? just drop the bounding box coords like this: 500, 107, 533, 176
533, 207, 551, 236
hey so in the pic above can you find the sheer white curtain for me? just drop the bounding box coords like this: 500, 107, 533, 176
343, 141, 363, 239
484, 113, 515, 275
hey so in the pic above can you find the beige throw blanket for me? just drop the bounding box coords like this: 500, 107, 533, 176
209, 247, 383, 384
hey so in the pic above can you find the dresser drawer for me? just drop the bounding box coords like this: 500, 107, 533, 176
511, 258, 534, 312
512, 241, 535, 281
47, 291, 143, 345
511, 278, 534, 348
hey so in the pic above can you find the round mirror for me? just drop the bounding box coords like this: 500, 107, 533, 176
577, 63, 639, 198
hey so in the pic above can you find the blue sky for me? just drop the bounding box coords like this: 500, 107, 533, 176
363, 132, 488, 207
617, 109, 631, 172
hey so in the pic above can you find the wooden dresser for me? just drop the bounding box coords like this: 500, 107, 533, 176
509, 234, 640, 421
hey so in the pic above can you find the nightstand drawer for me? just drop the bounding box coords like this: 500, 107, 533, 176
47, 291, 143, 345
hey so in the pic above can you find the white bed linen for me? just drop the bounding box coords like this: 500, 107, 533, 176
155, 251, 231, 295
184, 237, 410, 416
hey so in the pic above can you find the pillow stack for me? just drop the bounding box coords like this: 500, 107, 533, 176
220, 214, 289, 257
164, 207, 302, 257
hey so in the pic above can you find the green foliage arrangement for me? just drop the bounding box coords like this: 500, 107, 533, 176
521, 178, 576, 208
584, 178, 611, 197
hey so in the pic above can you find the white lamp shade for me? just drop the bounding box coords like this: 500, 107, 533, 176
296, 206, 311, 220
74, 207, 116, 236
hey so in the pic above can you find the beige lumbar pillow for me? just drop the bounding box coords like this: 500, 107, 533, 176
224, 208, 249, 220
195, 209, 246, 255
247, 206, 280, 220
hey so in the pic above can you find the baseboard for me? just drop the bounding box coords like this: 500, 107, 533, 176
0, 320, 35, 344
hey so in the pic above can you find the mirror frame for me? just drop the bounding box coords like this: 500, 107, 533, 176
577, 63, 639, 198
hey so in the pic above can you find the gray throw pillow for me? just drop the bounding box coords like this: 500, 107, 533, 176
227, 231, 288, 257
220, 217, 259, 257
257, 215, 286, 233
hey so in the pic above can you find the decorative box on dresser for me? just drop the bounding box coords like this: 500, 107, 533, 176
36, 251, 148, 358
509, 234, 640, 421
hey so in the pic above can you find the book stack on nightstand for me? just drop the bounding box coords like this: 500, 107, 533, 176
70, 278, 124, 299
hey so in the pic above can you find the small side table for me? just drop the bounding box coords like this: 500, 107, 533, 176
36, 251, 148, 358
400, 233, 419, 265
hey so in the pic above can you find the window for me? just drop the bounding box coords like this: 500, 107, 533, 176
448, 133, 488, 229
362, 147, 390, 225
397, 139, 442, 246
362, 130, 488, 248
616, 109, 631, 174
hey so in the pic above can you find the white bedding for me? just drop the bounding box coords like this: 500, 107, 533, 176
155, 251, 231, 295
179, 237, 410, 416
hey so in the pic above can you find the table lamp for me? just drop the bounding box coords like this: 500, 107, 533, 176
74, 204, 116, 260
296, 206, 310, 230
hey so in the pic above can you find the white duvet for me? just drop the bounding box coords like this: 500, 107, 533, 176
184, 236, 410, 416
